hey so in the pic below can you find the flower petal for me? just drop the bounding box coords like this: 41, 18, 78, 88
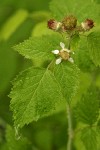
56, 57, 62, 65
52, 50, 59, 54
68, 57, 74, 63
60, 42, 65, 49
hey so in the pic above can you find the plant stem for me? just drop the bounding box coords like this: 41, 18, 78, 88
67, 104, 74, 150
67, 33, 73, 49
66, 33, 74, 150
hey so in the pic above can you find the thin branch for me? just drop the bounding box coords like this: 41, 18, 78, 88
66, 32, 74, 150
67, 104, 74, 150
67, 36, 72, 49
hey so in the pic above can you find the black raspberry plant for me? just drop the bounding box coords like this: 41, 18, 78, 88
9, 1, 100, 149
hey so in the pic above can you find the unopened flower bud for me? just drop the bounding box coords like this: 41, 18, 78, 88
47, 19, 62, 31
62, 15, 77, 30
81, 19, 94, 31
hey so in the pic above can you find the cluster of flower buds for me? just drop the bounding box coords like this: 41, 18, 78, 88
47, 15, 94, 33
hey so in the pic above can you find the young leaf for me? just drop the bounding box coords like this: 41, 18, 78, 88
13, 34, 63, 61
9, 67, 64, 128
81, 128, 97, 150
6, 125, 31, 150
75, 86, 100, 125
54, 62, 80, 102
87, 31, 100, 66
50, 0, 100, 23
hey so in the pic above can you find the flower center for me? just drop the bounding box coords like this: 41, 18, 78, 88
59, 51, 70, 60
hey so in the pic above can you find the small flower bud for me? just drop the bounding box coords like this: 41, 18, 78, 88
81, 19, 94, 31
62, 15, 77, 30
47, 19, 62, 31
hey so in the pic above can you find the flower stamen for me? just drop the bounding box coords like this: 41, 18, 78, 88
52, 42, 74, 64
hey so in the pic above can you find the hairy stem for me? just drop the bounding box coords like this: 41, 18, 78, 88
66, 33, 74, 150
67, 104, 74, 150
68, 36, 71, 49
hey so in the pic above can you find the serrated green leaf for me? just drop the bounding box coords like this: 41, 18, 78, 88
50, 0, 100, 23
9, 67, 64, 128
81, 128, 97, 150
0, 9, 28, 41
6, 125, 31, 150
87, 31, 100, 66
75, 86, 100, 125
14, 34, 63, 61
74, 37, 95, 72
54, 62, 80, 102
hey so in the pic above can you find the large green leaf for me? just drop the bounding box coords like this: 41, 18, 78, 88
87, 31, 100, 66
50, 0, 100, 23
13, 34, 63, 61
9, 67, 64, 128
54, 62, 80, 102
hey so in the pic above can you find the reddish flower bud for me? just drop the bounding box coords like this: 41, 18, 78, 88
62, 15, 77, 30
47, 19, 62, 31
81, 19, 94, 31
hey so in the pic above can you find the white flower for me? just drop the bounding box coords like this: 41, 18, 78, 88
52, 42, 74, 64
